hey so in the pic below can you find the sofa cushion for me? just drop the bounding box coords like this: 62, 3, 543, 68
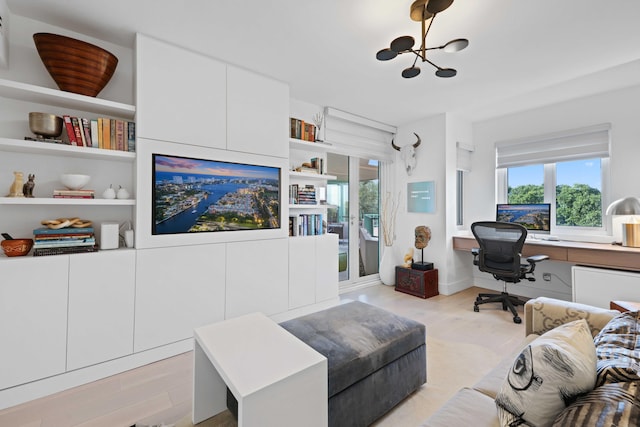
279, 301, 426, 397
552, 381, 640, 426
495, 319, 597, 427
472, 334, 539, 399
594, 310, 640, 386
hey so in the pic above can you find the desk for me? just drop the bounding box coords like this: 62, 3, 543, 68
193, 312, 327, 426
453, 235, 640, 272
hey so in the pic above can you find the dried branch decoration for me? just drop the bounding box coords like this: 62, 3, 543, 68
381, 191, 400, 247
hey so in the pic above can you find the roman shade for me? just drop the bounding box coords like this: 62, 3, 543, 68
495, 123, 611, 169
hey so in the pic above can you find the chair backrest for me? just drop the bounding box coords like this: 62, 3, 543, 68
471, 221, 527, 280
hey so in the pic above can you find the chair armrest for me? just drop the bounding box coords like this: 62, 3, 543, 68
524, 297, 619, 337
526, 254, 549, 263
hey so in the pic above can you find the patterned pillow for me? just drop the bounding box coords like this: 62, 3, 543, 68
594, 310, 640, 386
495, 319, 597, 427
552, 381, 640, 426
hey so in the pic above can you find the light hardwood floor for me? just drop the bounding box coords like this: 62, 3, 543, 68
0, 285, 526, 427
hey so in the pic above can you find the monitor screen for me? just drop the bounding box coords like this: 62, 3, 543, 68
152, 153, 281, 235
496, 203, 551, 234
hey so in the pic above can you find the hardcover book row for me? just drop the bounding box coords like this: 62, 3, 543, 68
62, 115, 135, 152
289, 214, 324, 236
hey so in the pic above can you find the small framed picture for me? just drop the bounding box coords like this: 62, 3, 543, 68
407, 181, 435, 213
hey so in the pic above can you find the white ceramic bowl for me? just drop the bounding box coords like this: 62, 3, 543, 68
60, 174, 90, 190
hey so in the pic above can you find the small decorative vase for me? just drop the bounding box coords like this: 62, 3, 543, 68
379, 246, 396, 286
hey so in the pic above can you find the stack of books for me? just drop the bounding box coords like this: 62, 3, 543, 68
62, 115, 135, 152
32, 226, 98, 256
53, 189, 95, 199
289, 184, 317, 205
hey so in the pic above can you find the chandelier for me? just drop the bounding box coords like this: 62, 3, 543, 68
376, 0, 468, 78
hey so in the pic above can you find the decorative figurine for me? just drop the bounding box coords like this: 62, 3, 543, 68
402, 247, 414, 268
102, 184, 116, 199
8, 171, 25, 197
412, 225, 433, 270
22, 174, 35, 198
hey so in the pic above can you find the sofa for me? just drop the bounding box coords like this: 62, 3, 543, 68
423, 296, 640, 426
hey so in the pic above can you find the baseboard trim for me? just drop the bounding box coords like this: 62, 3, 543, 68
0, 340, 193, 411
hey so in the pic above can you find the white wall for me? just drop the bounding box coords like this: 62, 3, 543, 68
464, 84, 640, 299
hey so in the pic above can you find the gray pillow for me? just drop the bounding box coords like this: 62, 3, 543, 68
495, 319, 597, 426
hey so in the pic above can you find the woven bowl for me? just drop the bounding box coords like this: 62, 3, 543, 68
1, 239, 34, 257
33, 33, 118, 97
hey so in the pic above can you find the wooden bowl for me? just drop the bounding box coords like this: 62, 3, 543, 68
1, 239, 34, 257
33, 33, 118, 97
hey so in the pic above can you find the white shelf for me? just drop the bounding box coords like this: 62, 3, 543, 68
0, 78, 136, 119
289, 138, 335, 153
0, 197, 135, 206
289, 171, 337, 181
0, 138, 135, 162
289, 204, 327, 210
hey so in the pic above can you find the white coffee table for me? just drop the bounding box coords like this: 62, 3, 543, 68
192, 312, 328, 426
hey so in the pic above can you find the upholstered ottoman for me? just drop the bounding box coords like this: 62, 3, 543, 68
280, 301, 427, 427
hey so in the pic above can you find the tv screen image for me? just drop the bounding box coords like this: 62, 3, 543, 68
495, 203, 551, 234
152, 153, 281, 235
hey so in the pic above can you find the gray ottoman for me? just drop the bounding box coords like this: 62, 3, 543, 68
280, 301, 427, 427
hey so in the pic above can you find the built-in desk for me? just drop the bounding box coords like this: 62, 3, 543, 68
453, 235, 640, 272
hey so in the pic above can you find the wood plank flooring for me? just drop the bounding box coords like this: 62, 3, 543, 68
0, 286, 526, 427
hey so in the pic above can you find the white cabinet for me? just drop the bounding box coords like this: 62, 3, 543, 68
288, 234, 338, 310
227, 66, 289, 158
134, 244, 226, 352
316, 233, 339, 302
0, 256, 69, 390
135, 34, 226, 149
289, 237, 316, 308
572, 266, 640, 309
67, 250, 136, 370
226, 238, 289, 318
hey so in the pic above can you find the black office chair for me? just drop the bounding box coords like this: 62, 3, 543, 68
470, 221, 549, 324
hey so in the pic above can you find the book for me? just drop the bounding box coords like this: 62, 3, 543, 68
97, 118, 104, 148
33, 227, 94, 235
82, 118, 93, 148
127, 121, 136, 152
34, 233, 93, 240
63, 115, 77, 145
110, 119, 116, 150
33, 245, 99, 257
90, 119, 99, 148
71, 116, 84, 146
115, 120, 125, 151
34, 238, 96, 248
101, 118, 111, 149
53, 189, 95, 196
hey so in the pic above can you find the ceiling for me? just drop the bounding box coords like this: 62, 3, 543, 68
7, 0, 640, 127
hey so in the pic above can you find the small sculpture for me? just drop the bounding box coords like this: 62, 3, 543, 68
402, 247, 414, 268
22, 174, 35, 198
8, 171, 24, 197
413, 225, 432, 269
415, 225, 432, 249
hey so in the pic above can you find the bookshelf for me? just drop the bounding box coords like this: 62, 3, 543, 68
0, 79, 136, 240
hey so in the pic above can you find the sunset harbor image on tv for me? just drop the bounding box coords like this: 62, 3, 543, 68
152, 154, 281, 235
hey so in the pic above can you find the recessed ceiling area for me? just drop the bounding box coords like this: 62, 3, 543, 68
6, 0, 640, 126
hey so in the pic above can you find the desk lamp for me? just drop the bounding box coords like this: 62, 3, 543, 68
606, 197, 640, 247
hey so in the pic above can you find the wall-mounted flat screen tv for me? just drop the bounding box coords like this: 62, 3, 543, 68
152, 153, 281, 235
496, 203, 551, 234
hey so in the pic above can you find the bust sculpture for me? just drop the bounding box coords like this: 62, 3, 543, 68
414, 225, 431, 250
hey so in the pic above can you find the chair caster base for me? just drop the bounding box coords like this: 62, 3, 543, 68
513, 316, 522, 324
473, 304, 479, 312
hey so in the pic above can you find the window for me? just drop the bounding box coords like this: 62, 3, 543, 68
496, 124, 610, 235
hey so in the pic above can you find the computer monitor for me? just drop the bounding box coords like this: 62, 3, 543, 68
496, 203, 551, 235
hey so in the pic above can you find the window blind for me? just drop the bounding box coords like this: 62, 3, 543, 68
495, 123, 611, 168
456, 141, 474, 172
323, 107, 397, 162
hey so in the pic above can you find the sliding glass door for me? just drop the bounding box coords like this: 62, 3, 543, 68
326, 153, 380, 285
